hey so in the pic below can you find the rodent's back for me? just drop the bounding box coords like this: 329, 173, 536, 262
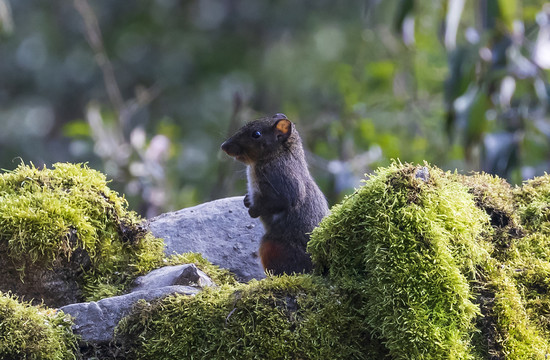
248, 123, 327, 225
258, 156, 327, 274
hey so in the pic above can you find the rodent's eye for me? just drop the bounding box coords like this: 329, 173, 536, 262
251, 131, 262, 139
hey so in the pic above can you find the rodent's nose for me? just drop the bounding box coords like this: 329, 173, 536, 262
221, 141, 229, 153
221, 140, 237, 156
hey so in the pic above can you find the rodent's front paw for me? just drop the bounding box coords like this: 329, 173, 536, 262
248, 207, 260, 218
243, 193, 251, 208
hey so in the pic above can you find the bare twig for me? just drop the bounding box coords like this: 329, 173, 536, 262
120, 84, 163, 127
73, 0, 125, 119
73, 0, 168, 215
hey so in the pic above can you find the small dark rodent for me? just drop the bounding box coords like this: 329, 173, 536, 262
221, 113, 328, 275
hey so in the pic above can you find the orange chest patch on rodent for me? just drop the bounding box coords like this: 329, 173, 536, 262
259, 240, 286, 271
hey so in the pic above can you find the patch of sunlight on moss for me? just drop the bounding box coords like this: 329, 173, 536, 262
0, 162, 164, 301
0, 291, 78, 359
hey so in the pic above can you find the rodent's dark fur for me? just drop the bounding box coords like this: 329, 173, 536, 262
221, 113, 328, 275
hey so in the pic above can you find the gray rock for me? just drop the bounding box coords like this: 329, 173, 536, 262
61, 285, 198, 343
148, 196, 266, 281
132, 264, 214, 291
415, 166, 430, 182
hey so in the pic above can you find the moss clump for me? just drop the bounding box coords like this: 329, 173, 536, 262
307, 163, 550, 359
454, 172, 523, 259
514, 174, 550, 234
483, 260, 549, 359
478, 174, 550, 357
116, 275, 385, 359
453, 172, 550, 358
0, 291, 78, 360
0, 162, 164, 302
308, 163, 491, 359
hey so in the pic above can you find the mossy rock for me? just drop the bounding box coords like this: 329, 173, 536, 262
164, 252, 238, 287
307, 163, 550, 359
0, 291, 78, 360
0, 162, 164, 306
3, 161, 550, 359
308, 163, 492, 359
115, 275, 386, 359
112, 163, 550, 359
451, 172, 550, 358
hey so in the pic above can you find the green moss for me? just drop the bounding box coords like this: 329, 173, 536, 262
4, 161, 550, 359
0, 292, 78, 360
308, 163, 491, 359
453, 172, 523, 260
514, 174, 550, 234
485, 261, 550, 359
112, 166, 550, 359
501, 233, 550, 343
116, 275, 385, 359
0, 162, 164, 301
503, 174, 550, 349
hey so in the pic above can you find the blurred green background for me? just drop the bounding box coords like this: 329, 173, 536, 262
0, 0, 549, 217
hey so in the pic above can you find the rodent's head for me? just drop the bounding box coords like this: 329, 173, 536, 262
221, 113, 295, 164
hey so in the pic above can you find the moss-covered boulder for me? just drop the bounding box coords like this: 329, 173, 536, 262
0, 292, 78, 360
109, 163, 550, 359
3, 161, 550, 359
308, 163, 491, 359
0, 162, 164, 307
308, 163, 550, 359
116, 275, 386, 359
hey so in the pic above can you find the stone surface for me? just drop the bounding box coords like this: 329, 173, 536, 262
148, 196, 266, 281
61, 285, 199, 343
132, 264, 214, 291
415, 166, 430, 182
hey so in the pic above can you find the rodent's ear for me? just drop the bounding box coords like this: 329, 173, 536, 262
274, 118, 292, 141
273, 113, 288, 120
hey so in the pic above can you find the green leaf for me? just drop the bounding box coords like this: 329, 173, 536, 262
497, 0, 517, 30
62, 120, 91, 138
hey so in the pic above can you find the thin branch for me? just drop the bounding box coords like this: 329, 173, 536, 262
120, 84, 163, 127
73, 0, 125, 119
74, 0, 163, 131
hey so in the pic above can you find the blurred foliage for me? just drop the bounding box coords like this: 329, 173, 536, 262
0, 0, 548, 216
437, 0, 550, 184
